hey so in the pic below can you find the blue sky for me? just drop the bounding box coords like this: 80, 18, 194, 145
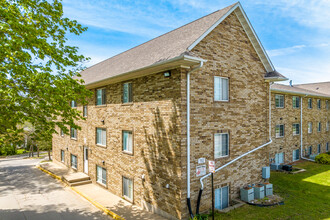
62, 0, 330, 84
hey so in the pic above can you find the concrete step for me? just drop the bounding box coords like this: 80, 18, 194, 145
70, 180, 92, 186
63, 172, 90, 183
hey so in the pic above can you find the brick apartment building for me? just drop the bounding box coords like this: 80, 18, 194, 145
50, 2, 330, 219
270, 83, 330, 164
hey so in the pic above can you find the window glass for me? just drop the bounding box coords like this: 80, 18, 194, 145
214, 77, 229, 101
275, 95, 284, 108
214, 133, 229, 158
70, 127, 77, 139
97, 166, 107, 185
96, 128, 106, 146
293, 123, 300, 135
83, 105, 88, 117
96, 88, 106, 105
71, 154, 77, 169
71, 100, 77, 108
308, 98, 312, 109
123, 83, 132, 103
292, 96, 300, 108
308, 122, 312, 133
317, 144, 321, 154
123, 177, 133, 200
318, 122, 321, 132
317, 99, 321, 109
275, 125, 284, 138
123, 131, 133, 153
61, 150, 65, 162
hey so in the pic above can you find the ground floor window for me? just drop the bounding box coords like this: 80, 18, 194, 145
215, 185, 229, 210
96, 166, 107, 185
275, 152, 284, 164
326, 143, 329, 152
61, 150, 65, 163
317, 144, 321, 154
308, 146, 313, 155
71, 154, 77, 169
293, 149, 299, 161
123, 176, 133, 201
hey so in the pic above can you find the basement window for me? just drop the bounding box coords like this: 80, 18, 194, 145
71, 154, 77, 169
96, 166, 107, 186
214, 77, 229, 101
275, 94, 284, 108
292, 96, 300, 108
275, 125, 284, 138
292, 149, 300, 161
215, 185, 229, 210
123, 177, 133, 201
214, 133, 229, 158
292, 123, 300, 135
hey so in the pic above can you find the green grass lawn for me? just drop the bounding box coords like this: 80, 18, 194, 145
213, 161, 330, 220
16, 149, 29, 155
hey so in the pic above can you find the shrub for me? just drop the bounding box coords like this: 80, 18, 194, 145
315, 153, 330, 164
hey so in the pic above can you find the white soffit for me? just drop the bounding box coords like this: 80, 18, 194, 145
187, 2, 275, 73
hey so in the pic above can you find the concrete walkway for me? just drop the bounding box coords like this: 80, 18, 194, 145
39, 162, 166, 220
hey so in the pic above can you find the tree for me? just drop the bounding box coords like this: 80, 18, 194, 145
0, 0, 91, 144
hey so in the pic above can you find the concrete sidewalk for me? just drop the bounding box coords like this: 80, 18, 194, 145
39, 162, 166, 220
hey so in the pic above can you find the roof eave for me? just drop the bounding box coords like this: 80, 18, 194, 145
271, 88, 330, 98
264, 77, 289, 82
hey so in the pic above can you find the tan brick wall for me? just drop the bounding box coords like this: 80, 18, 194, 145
179, 13, 271, 218
270, 92, 330, 163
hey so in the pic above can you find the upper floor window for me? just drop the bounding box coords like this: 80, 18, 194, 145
275, 125, 285, 138
60, 129, 64, 137
61, 150, 65, 163
275, 94, 284, 108
326, 100, 329, 110
317, 122, 321, 132
123, 82, 133, 103
308, 122, 312, 134
71, 100, 77, 108
292, 123, 300, 135
317, 99, 321, 109
96, 128, 107, 146
83, 105, 88, 117
70, 127, 77, 139
308, 98, 312, 109
123, 131, 133, 153
214, 77, 229, 101
327, 121, 329, 131
96, 88, 106, 105
292, 96, 300, 108
214, 133, 229, 158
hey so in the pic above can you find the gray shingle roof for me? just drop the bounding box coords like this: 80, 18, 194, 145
271, 83, 330, 98
294, 82, 330, 96
78, 3, 237, 85
264, 70, 287, 80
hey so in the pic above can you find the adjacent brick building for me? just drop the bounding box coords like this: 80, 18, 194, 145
270, 83, 330, 164
52, 2, 330, 219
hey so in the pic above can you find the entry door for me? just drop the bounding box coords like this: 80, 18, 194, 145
83, 147, 88, 174
275, 152, 284, 164
215, 186, 229, 210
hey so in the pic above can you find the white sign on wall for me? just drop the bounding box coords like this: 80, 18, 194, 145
196, 165, 206, 177
198, 158, 206, 164
209, 160, 215, 173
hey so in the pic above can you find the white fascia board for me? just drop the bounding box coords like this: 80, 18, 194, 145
187, 3, 239, 51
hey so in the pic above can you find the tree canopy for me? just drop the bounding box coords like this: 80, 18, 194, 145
0, 0, 91, 144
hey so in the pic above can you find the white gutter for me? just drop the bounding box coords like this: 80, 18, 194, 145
300, 96, 315, 162
187, 62, 204, 198
271, 88, 330, 99
199, 82, 274, 189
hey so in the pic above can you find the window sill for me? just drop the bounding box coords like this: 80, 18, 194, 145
71, 138, 77, 141
122, 196, 133, 203
293, 134, 300, 136
71, 166, 77, 171
275, 136, 284, 139
275, 107, 284, 109
96, 181, 107, 189
96, 144, 107, 148
95, 105, 107, 108
121, 102, 133, 106
215, 155, 229, 160
214, 100, 229, 103
123, 150, 133, 156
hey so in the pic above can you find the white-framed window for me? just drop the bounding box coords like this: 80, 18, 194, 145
123, 176, 133, 201
215, 185, 229, 210
123, 131, 133, 153
326, 121, 329, 131
308, 146, 313, 155
96, 166, 107, 185
61, 150, 65, 163
83, 105, 88, 117
293, 149, 299, 161
308, 98, 312, 109
70, 127, 77, 139
60, 129, 64, 137
326, 143, 329, 152
292, 123, 300, 135
317, 99, 321, 109
214, 77, 229, 101
317, 144, 321, 154
275, 125, 285, 138
326, 100, 329, 110
71, 100, 77, 108
308, 122, 313, 134
71, 154, 77, 169
123, 82, 133, 103
96, 88, 106, 105
317, 122, 321, 132
96, 128, 106, 146
275, 94, 284, 108
214, 133, 229, 158
292, 96, 300, 108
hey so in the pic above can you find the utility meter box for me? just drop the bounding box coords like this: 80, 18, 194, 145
262, 183, 273, 196
253, 185, 265, 199
262, 166, 270, 179
240, 187, 254, 202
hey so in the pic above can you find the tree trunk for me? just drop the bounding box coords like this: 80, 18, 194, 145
48, 148, 51, 161
37, 145, 39, 157
31, 145, 34, 157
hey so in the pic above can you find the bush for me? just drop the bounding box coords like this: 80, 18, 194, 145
315, 153, 330, 164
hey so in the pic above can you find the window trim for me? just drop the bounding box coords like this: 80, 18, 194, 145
96, 165, 107, 187
122, 176, 134, 202
214, 76, 229, 102
292, 123, 300, 136
71, 154, 77, 170
96, 128, 107, 147
122, 130, 133, 155
275, 94, 285, 108
275, 124, 285, 138
214, 133, 229, 159
96, 88, 106, 106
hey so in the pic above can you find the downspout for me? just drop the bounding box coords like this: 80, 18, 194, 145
195, 81, 274, 214
300, 95, 315, 162
187, 61, 204, 219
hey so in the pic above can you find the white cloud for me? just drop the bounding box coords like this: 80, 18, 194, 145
267, 45, 306, 57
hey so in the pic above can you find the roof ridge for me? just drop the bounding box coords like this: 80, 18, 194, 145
82, 2, 238, 72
